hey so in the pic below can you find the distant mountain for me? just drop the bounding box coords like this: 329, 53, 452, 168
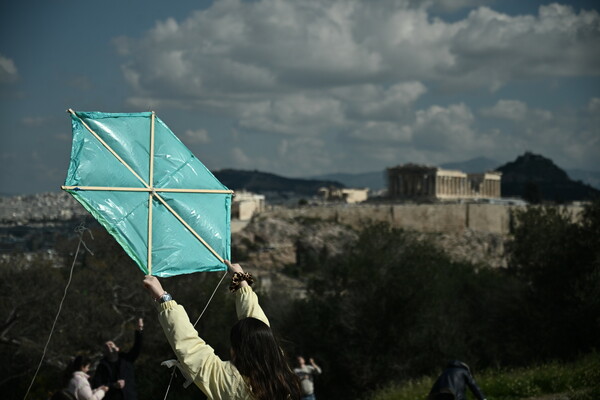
496, 152, 600, 203
213, 169, 344, 196
309, 171, 386, 191
567, 169, 600, 190
223, 155, 600, 202
440, 157, 500, 173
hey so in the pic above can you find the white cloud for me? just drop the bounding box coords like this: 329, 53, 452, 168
22, 116, 49, 127
230, 146, 251, 166
184, 128, 211, 144
426, 0, 496, 13
230, 146, 272, 171
274, 136, 333, 175
113, 0, 599, 174
119, 1, 599, 103
480, 99, 553, 125
340, 82, 427, 121
588, 97, 600, 113
238, 94, 346, 135
480, 100, 528, 121
0, 54, 19, 83
413, 103, 477, 150
446, 4, 600, 90
348, 121, 413, 143
478, 99, 598, 170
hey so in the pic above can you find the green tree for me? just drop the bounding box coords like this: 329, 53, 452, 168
0, 225, 237, 400
279, 224, 522, 399
507, 200, 600, 358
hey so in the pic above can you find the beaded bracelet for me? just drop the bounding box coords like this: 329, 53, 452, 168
229, 271, 254, 292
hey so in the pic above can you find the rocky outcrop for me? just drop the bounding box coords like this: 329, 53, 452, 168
232, 213, 509, 281
417, 229, 507, 269
232, 214, 358, 270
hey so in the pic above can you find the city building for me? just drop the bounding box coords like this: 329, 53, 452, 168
318, 187, 369, 203
231, 190, 265, 220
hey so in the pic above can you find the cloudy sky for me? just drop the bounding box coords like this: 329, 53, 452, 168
1, 0, 598, 195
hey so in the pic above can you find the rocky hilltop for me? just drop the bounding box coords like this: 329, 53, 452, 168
234, 212, 508, 276
497, 152, 600, 202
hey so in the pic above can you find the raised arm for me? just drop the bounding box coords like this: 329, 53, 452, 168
122, 318, 143, 362
226, 261, 269, 326
309, 358, 322, 375
143, 275, 238, 399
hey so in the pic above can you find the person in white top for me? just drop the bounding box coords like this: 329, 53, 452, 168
294, 356, 322, 400
67, 356, 109, 400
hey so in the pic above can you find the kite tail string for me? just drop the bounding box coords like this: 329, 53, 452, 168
23, 225, 93, 400
162, 270, 228, 399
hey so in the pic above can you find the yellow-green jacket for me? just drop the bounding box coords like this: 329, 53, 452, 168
158, 286, 268, 399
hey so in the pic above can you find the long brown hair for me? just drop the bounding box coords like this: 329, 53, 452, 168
230, 317, 302, 400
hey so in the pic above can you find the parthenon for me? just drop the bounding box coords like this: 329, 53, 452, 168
387, 164, 501, 200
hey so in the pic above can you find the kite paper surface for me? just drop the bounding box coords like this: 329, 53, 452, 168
63, 111, 231, 277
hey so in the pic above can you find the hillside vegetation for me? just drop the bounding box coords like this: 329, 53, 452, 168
1, 200, 598, 399
367, 353, 600, 400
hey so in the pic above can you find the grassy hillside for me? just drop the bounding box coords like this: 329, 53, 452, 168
366, 353, 600, 400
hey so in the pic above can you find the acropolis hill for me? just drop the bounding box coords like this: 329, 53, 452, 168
0, 191, 584, 235
0, 153, 592, 272
0, 191, 585, 274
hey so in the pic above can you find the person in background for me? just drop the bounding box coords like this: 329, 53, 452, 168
66, 356, 109, 400
91, 318, 143, 400
428, 360, 487, 400
294, 356, 322, 400
142, 260, 302, 400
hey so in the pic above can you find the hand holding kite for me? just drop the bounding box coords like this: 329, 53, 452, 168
143, 275, 165, 300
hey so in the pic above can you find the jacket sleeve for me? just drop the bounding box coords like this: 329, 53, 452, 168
91, 364, 113, 389
157, 300, 242, 399
72, 375, 106, 400
309, 365, 322, 375
75, 383, 106, 400
122, 330, 142, 363
235, 286, 270, 326
466, 373, 486, 400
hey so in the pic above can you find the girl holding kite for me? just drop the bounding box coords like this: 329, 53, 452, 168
143, 261, 302, 400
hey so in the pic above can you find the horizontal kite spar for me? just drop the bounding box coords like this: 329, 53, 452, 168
62, 109, 234, 277
61, 186, 233, 193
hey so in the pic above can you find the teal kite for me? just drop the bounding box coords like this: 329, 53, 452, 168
62, 110, 232, 277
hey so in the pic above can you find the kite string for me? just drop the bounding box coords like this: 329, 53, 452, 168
23, 225, 92, 400
163, 367, 177, 400
193, 270, 229, 328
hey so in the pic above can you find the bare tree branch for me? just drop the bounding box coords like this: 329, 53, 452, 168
1, 308, 19, 338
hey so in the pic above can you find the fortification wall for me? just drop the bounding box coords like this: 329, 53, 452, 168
263, 203, 584, 234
